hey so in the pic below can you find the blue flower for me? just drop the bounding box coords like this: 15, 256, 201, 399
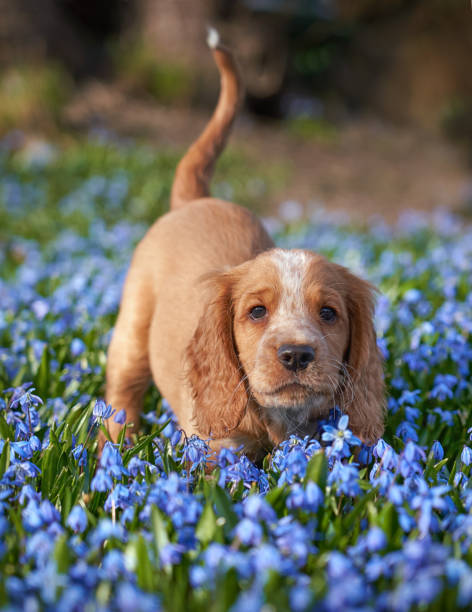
411, 481, 450, 537
170, 429, 182, 447
461, 446, 472, 466
71, 444, 87, 467
398, 389, 421, 406
92, 399, 115, 423
180, 435, 212, 472
230, 582, 264, 612
159, 543, 185, 567
66, 505, 87, 533
396, 420, 419, 443
250, 543, 285, 574
322, 414, 361, 457
113, 409, 127, 424
104, 483, 132, 512
431, 440, 444, 461
243, 495, 276, 524
190, 565, 209, 588
88, 518, 126, 548
273, 517, 314, 565
289, 583, 312, 612
430, 383, 454, 401
286, 481, 324, 512
9, 384, 43, 410
70, 338, 86, 357
31, 299, 49, 320
276, 447, 308, 484
365, 527, 387, 552
433, 407, 455, 426
22, 500, 43, 531
373, 438, 389, 459
39, 500, 60, 524
102, 550, 126, 580
99, 442, 129, 478
114, 582, 160, 612
90, 468, 113, 492
328, 461, 361, 496
326, 551, 354, 579
217, 446, 238, 467
234, 518, 263, 546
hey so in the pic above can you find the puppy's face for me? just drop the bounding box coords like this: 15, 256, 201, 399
232, 249, 350, 423
187, 247, 385, 445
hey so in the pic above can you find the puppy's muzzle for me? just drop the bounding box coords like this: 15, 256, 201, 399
277, 344, 315, 372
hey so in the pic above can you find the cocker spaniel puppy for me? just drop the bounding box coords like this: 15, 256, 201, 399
104, 30, 385, 458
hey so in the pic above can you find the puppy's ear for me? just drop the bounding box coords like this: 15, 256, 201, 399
186, 271, 248, 439
338, 269, 385, 444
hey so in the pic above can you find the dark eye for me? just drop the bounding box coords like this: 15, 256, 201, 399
320, 307, 337, 322
249, 305, 267, 320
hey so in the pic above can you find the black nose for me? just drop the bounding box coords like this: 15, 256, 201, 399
277, 344, 315, 372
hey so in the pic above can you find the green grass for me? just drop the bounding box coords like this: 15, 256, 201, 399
0, 137, 289, 253
111, 38, 194, 105
285, 117, 338, 143
0, 63, 71, 132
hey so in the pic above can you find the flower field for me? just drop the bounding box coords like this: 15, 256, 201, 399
1, 137, 472, 611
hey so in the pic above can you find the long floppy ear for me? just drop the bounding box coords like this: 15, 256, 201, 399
338, 270, 385, 444
185, 272, 248, 439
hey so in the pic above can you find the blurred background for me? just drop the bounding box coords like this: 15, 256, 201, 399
1, 0, 472, 221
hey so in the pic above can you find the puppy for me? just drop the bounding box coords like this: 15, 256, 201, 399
104, 30, 385, 459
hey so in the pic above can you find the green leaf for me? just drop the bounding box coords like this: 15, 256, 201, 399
367, 501, 378, 524
214, 567, 239, 611
123, 433, 156, 464
54, 534, 71, 573
377, 502, 398, 540
0, 414, 13, 440
0, 440, 10, 478
8, 506, 25, 539
343, 489, 377, 530
195, 502, 217, 545
151, 505, 169, 555
265, 486, 287, 515
96, 581, 112, 607
135, 535, 155, 592
12, 364, 27, 387
40, 445, 60, 497
169, 560, 189, 609
118, 423, 127, 451
99, 423, 112, 444
306, 451, 328, 490
210, 485, 238, 530
448, 458, 459, 486
35, 345, 50, 398
61, 424, 73, 451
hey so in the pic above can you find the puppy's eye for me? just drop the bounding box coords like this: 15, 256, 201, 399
320, 306, 337, 322
249, 305, 267, 320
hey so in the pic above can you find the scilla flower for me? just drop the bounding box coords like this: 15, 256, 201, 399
322, 414, 361, 456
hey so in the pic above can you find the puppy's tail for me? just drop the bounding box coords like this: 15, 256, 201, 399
170, 28, 243, 210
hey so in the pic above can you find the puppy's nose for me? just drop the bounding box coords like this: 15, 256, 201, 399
277, 344, 315, 372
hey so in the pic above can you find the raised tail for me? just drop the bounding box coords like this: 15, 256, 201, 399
170, 28, 243, 210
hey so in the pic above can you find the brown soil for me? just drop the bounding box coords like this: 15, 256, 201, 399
64, 81, 472, 223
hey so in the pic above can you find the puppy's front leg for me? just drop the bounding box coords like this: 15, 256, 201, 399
99, 264, 153, 452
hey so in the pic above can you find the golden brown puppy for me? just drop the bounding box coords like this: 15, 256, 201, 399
103, 30, 385, 458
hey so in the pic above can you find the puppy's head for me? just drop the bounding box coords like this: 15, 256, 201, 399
186, 248, 384, 444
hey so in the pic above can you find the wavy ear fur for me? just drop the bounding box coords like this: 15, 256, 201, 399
338, 270, 385, 444
186, 272, 248, 439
